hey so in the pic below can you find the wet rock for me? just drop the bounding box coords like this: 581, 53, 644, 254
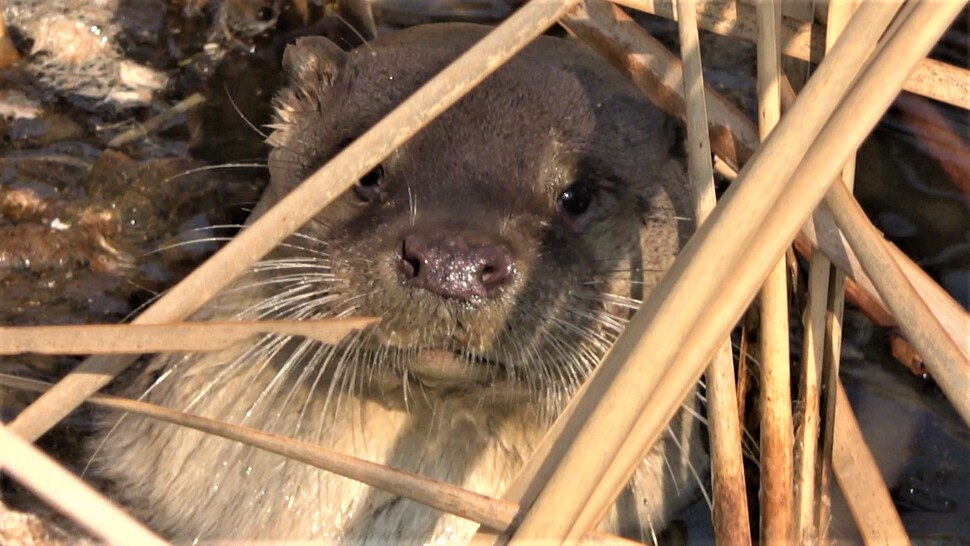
2, 0, 170, 111
9, 113, 85, 146
0, 499, 75, 546
0, 89, 42, 119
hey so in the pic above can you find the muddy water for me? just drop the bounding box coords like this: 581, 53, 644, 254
0, 2, 966, 543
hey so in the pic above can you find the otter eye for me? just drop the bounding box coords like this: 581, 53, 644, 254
557, 182, 593, 218
354, 164, 384, 202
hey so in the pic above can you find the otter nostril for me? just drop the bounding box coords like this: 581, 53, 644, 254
405, 257, 421, 278
478, 250, 512, 291
400, 238, 423, 279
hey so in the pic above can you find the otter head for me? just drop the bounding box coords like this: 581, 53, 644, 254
258, 24, 686, 409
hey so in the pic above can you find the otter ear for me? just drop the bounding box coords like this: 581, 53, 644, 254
282, 36, 346, 90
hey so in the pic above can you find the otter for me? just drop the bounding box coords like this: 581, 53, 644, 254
93, 23, 706, 543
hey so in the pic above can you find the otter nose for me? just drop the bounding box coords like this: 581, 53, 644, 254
400, 234, 513, 300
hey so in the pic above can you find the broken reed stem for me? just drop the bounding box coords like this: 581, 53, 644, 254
699, 3, 968, 542
817, 285, 846, 541
823, 180, 970, 425
832, 380, 911, 546
799, 204, 969, 349
556, 0, 960, 361
561, 0, 760, 170
815, 1, 860, 539
794, 256, 829, 544
0, 318, 377, 355
754, 0, 794, 544
614, 0, 970, 110
504, 3, 906, 543
0, 423, 167, 546
0, 375, 637, 546
7, 0, 582, 442
620, 4, 958, 545
107, 93, 206, 148
675, 1, 749, 544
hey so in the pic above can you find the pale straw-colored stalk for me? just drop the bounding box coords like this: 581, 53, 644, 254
823, 179, 970, 424
504, 2, 906, 542
677, 0, 750, 543
107, 93, 206, 148
559, 0, 965, 358
0, 318, 377, 355
814, 1, 860, 540
832, 380, 911, 545
613, 0, 970, 109
754, 0, 794, 543
0, 423, 168, 546
598, 3, 957, 543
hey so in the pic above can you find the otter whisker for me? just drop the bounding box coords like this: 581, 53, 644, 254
181, 335, 286, 412
144, 236, 236, 256
642, 213, 694, 223
560, 302, 629, 336
223, 83, 269, 139
250, 258, 332, 271
158, 162, 267, 185
247, 337, 316, 426
664, 427, 713, 511
83, 363, 183, 477
571, 291, 642, 311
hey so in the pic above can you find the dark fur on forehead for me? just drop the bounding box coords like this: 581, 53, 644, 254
268, 23, 674, 193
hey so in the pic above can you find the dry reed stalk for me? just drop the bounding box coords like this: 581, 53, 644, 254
0, 318, 377, 355
815, 2, 860, 538
753, 0, 794, 543
0, 424, 167, 546
630, 0, 966, 392
817, 290, 846, 541
561, 0, 760, 170
799, 205, 969, 349
596, 2, 957, 542
775, 0, 816, 92
614, 0, 970, 109
7, 0, 582, 442
0, 375, 638, 546
558, 0, 949, 356
793, 255, 829, 543
107, 93, 206, 148
503, 2, 905, 542
791, 232, 895, 328
832, 381, 911, 546
675, 1, 749, 544
677, 1, 962, 539
823, 180, 970, 424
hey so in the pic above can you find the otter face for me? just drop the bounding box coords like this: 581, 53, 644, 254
253, 24, 683, 405
95, 24, 699, 543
